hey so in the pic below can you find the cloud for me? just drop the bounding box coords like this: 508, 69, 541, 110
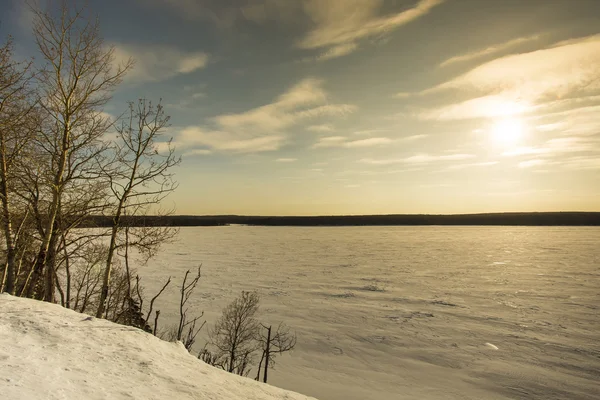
213, 78, 355, 132
312, 136, 346, 148
532, 103, 600, 136
394, 92, 414, 99
172, 78, 355, 153
275, 158, 297, 162
183, 149, 212, 156
500, 136, 600, 170
439, 35, 541, 67
298, 0, 444, 58
315, 43, 359, 61
313, 136, 392, 148
419, 94, 533, 120
419, 35, 600, 121
405, 153, 476, 163
443, 161, 499, 171
503, 137, 598, 158
353, 129, 386, 135
166, 93, 207, 110
345, 137, 393, 148
176, 128, 285, 153
551, 155, 600, 170
519, 159, 545, 168
112, 43, 209, 82
436, 35, 600, 99
307, 124, 336, 132
361, 153, 475, 165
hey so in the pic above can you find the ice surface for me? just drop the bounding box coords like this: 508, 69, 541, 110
0, 294, 317, 400
137, 226, 600, 400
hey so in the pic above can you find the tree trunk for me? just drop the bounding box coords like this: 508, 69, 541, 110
44, 226, 59, 302
263, 325, 271, 383
0, 134, 16, 294
96, 223, 119, 317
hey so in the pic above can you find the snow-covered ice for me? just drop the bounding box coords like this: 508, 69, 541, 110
138, 226, 600, 400
0, 294, 317, 400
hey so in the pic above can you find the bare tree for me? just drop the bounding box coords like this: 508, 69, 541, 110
255, 323, 296, 383
208, 291, 261, 375
0, 38, 36, 294
175, 267, 205, 350
143, 274, 172, 336
29, 0, 132, 302
96, 99, 180, 318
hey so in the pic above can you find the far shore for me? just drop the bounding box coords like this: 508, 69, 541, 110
82, 212, 600, 227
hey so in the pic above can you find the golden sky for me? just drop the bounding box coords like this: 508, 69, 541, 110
4, 0, 600, 214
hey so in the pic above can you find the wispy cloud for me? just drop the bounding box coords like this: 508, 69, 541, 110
419, 94, 533, 120
176, 129, 285, 153
298, 0, 444, 59
552, 155, 600, 170
439, 35, 541, 67
500, 136, 600, 171
502, 137, 599, 157
518, 159, 545, 168
353, 129, 387, 135
275, 158, 297, 162
315, 43, 358, 61
394, 92, 414, 99
532, 103, 600, 136
183, 149, 212, 156
313, 136, 393, 148
172, 78, 355, 153
112, 43, 209, 82
443, 161, 499, 171
345, 137, 393, 148
419, 35, 600, 121
361, 153, 475, 165
307, 124, 336, 132
213, 78, 355, 132
436, 35, 600, 99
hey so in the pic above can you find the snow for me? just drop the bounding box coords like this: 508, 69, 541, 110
138, 226, 600, 400
0, 294, 317, 400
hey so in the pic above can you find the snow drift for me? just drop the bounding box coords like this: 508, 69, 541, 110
0, 294, 316, 400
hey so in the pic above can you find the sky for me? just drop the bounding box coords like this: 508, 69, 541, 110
2, 0, 600, 215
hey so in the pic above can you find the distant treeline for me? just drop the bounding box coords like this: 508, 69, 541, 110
83, 212, 600, 227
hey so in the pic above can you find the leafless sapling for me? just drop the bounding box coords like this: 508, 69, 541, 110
208, 291, 261, 375
255, 323, 296, 383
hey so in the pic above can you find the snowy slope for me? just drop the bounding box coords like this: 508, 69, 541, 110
0, 294, 317, 400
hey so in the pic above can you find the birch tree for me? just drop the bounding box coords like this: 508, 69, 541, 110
0, 38, 36, 294
30, 0, 132, 301
96, 99, 180, 317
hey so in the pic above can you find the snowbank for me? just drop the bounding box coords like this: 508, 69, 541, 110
0, 294, 317, 400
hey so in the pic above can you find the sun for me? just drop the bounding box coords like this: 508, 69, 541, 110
490, 117, 525, 147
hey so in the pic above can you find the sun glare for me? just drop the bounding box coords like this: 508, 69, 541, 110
490, 118, 525, 147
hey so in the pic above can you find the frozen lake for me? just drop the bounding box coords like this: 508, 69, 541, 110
138, 226, 600, 400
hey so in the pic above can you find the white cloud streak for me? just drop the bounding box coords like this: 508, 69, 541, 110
420, 35, 600, 121
172, 78, 356, 153
439, 35, 541, 67
112, 43, 209, 82
361, 153, 475, 165
313, 136, 393, 148
298, 0, 444, 59
307, 124, 336, 132
315, 43, 359, 61
437, 35, 600, 98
